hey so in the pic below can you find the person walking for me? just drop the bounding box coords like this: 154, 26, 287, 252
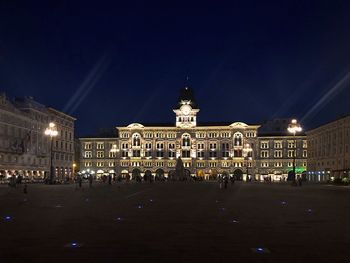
78, 174, 82, 188
108, 174, 112, 185
218, 176, 223, 189
230, 176, 235, 185
89, 174, 93, 188
224, 176, 228, 189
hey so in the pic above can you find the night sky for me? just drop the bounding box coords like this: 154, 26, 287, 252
1, 1, 350, 136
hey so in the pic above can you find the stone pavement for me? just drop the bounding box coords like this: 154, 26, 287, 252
1, 181, 350, 263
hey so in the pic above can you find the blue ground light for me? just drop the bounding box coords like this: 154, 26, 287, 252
251, 247, 271, 254
4, 216, 12, 221
307, 208, 313, 213
281, 201, 287, 205
137, 205, 143, 209
64, 242, 82, 248
116, 217, 123, 221
231, 219, 239, 223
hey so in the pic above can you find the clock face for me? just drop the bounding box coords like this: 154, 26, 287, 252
181, 105, 192, 115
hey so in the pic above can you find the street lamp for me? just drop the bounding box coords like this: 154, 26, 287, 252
73, 163, 77, 178
243, 143, 252, 181
45, 122, 58, 184
110, 144, 119, 180
287, 119, 302, 182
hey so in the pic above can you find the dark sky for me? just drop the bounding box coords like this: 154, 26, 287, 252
1, 1, 350, 136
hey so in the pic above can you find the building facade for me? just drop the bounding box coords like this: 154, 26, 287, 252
306, 115, 350, 181
79, 87, 307, 181
0, 94, 76, 182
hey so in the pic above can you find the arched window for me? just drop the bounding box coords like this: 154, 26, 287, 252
182, 134, 191, 147
234, 132, 243, 146
132, 133, 141, 147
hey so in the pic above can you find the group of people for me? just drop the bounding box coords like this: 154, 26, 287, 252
218, 175, 235, 189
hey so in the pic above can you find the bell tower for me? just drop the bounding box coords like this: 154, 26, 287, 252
173, 87, 200, 128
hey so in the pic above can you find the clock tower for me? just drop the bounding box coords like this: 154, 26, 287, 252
173, 87, 200, 128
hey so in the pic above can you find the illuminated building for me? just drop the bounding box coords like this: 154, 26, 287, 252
0, 94, 76, 181
79, 87, 307, 181
306, 115, 350, 181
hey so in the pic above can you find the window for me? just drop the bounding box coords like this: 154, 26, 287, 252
303, 150, 307, 158
222, 161, 230, 167
197, 143, 204, 149
274, 141, 282, 149
196, 132, 206, 138
168, 151, 176, 158
288, 141, 295, 148
260, 150, 269, 158
122, 151, 129, 158
209, 162, 217, 167
274, 162, 282, 167
260, 141, 269, 149
209, 143, 217, 150
222, 143, 230, 157
303, 140, 307, 148
168, 162, 176, 167
96, 142, 104, 149
132, 150, 141, 157
182, 150, 190, 158
156, 143, 164, 149
132, 133, 141, 146
156, 151, 164, 158
261, 162, 269, 167
97, 151, 104, 158
234, 133, 243, 146
84, 151, 92, 158
109, 151, 117, 158
122, 143, 129, 149
167, 133, 176, 138
145, 143, 152, 149
182, 134, 191, 147
145, 150, 152, 158
288, 150, 295, 157
196, 162, 205, 168
84, 143, 92, 149
221, 132, 231, 138
274, 150, 282, 158
96, 162, 104, 167
234, 149, 242, 157
197, 151, 204, 158
84, 161, 92, 167
209, 151, 217, 158
168, 143, 175, 149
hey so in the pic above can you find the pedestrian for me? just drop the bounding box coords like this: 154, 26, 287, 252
23, 183, 28, 194
89, 174, 93, 188
108, 174, 112, 185
78, 175, 82, 188
230, 176, 235, 185
218, 176, 223, 189
224, 176, 228, 189
298, 176, 302, 186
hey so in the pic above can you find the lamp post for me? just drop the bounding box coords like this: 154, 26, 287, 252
110, 143, 119, 180
45, 122, 58, 184
287, 119, 302, 182
73, 163, 76, 178
243, 143, 252, 181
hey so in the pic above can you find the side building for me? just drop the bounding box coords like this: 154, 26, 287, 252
306, 115, 350, 181
0, 93, 76, 182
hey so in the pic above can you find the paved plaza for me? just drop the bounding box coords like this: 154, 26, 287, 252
1, 181, 350, 263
